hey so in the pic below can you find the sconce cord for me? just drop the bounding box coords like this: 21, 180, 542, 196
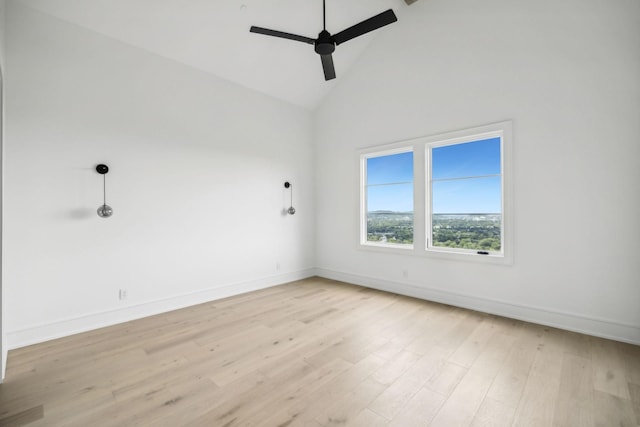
103, 174, 107, 206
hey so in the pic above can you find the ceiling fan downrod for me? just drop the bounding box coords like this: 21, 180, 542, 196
323, 0, 326, 31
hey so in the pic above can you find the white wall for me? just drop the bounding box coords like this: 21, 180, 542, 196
3, 0, 639, 356
4, 2, 315, 348
315, 0, 640, 343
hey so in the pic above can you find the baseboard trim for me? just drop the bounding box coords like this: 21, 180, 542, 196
316, 268, 640, 345
7, 269, 317, 350
8, 268, 638, 350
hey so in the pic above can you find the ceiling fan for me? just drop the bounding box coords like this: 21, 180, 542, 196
250, 0, 397, 81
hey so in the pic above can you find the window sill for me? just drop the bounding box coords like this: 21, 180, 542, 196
357, 243, 513, 265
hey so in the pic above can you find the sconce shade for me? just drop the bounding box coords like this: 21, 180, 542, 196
97, 204, 113, 218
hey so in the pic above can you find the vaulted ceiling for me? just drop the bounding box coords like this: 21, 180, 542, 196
18, 0, 416, 109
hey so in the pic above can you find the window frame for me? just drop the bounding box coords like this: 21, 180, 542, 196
360, 145, 416, 250
426, 131, 505, 257
358, 121, 513, 265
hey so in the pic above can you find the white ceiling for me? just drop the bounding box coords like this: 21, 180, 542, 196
19, 0, 413, 110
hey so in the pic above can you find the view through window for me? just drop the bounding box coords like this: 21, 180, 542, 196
429, 137, 502, 253
365, 150, 414, 246
360, 122, 509, 259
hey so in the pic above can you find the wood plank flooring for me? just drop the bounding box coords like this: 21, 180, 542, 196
0, 277, 638, 427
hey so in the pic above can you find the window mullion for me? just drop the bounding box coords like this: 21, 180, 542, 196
412, 144, 425, 251
425, 145, 432, 249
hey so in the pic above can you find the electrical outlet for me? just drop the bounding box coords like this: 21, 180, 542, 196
276, 262, 281, 272
119, 289, 128, 300
402, 269, 409, 278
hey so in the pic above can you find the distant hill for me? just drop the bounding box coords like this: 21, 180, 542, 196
369, 210, 413, 215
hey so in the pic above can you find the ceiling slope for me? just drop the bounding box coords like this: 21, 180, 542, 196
18, 0, 407, 109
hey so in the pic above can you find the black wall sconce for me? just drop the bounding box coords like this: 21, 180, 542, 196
284, 181, 295, 215
96, 164, 113, 218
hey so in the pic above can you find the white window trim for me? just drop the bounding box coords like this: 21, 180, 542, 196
358, 121, 513, 265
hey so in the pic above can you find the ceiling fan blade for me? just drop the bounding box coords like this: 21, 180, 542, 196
333, 9, 397, 45
250, 26, 315, 44
320, 54, 336, 80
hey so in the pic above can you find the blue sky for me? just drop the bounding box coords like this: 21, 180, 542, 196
366, 138, 501, 213
366, 151, 413, 185
367, 151, 413, 212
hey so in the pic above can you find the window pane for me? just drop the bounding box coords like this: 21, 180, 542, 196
431, 176, 501, 251
432, 176, 501, 214
432, 214, 501, 251
367, 151, 413, 185
367, 183, 413, 245
432, 137, 500, 180
367, 183, 414, 213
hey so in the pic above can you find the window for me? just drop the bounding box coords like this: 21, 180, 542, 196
428, 136, 503, 255
361, 149, 414, 248
359, 122, 511, 263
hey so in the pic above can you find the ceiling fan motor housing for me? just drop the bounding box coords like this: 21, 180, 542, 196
314, 30, 335, 55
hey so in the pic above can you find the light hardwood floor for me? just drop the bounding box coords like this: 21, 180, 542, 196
1, 277, 639, 427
